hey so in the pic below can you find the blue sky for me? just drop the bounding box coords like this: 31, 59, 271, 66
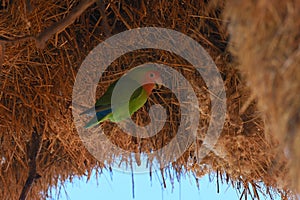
48, 168, 282, 200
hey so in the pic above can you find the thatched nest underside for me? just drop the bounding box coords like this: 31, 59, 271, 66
0, 0, 299, 199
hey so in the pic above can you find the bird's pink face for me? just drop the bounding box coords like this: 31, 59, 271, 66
144, 70, 162, 86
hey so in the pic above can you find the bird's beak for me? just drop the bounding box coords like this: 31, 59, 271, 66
155, 77, 163, 89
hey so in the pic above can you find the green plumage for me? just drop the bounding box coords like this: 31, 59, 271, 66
81, 68, 160, 128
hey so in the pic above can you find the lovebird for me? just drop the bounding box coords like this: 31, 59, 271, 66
80, 67, 162, 128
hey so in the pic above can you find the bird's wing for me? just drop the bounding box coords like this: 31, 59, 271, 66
80, 80, 118, 116
94, 77, 143, 111
109, 86, 149, 122
95, 78, 141, 106
94, 80, 117, 106
83, 86, 146, 128
81, 74, 151, 127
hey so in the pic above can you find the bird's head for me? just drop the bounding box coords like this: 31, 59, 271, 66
144, 70, 162, 88
140, 70, 162, 95
126, 66, 162, 95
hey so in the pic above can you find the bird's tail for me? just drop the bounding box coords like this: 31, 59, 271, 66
80, 104, 112, 116
84, 109, 112, 128
80, 107, 95, 116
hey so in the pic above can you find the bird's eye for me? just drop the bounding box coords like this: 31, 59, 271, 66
149, 73, 155, 78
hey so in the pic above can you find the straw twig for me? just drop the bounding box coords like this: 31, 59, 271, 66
0, 0, 97, 48
19, 126, 44, 200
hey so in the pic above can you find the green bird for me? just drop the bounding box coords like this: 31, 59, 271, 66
80, 67, 162, 128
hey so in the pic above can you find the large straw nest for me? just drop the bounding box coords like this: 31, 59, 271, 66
0, 0, 298, 199
225, 0, 300, 194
